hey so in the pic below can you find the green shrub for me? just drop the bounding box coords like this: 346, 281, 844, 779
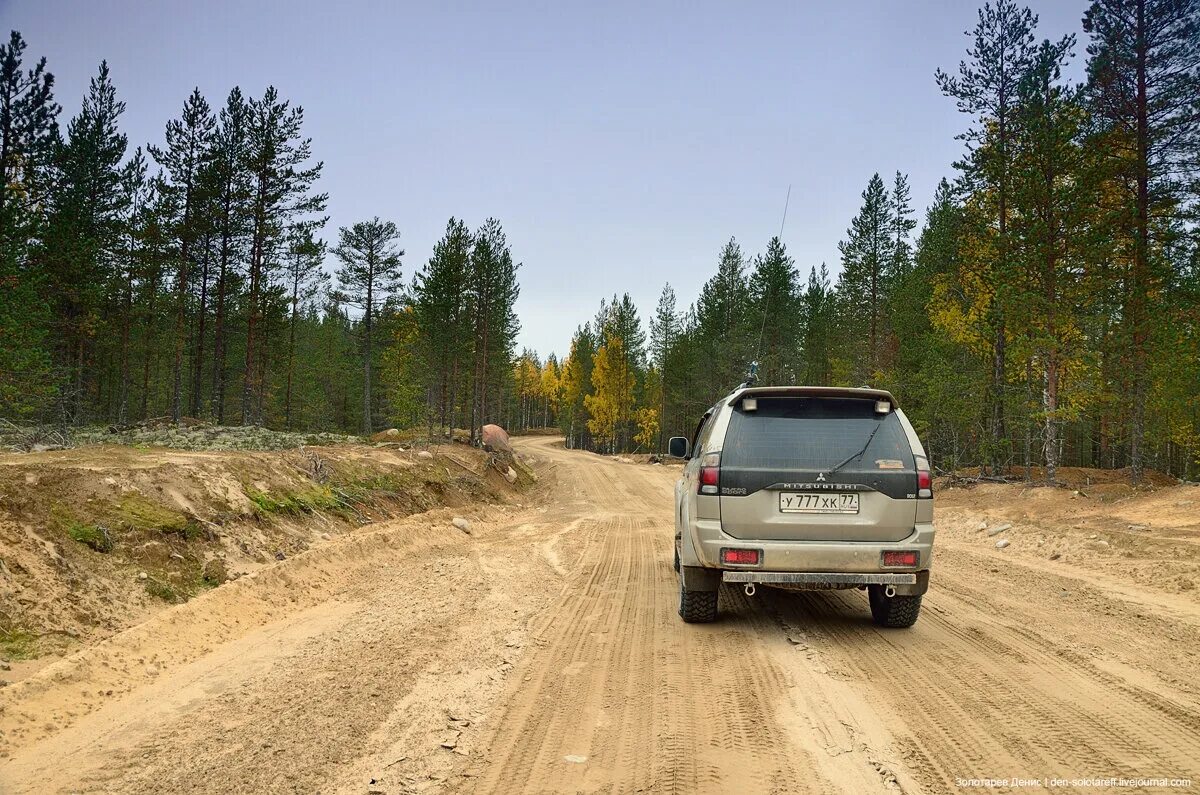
144, 579, 179, 602
68, 522, 113, 553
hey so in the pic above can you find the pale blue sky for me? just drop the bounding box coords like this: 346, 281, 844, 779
4, 0, 1089, 359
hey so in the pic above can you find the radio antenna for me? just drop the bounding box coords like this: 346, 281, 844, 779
755, 184, 792, 369
778, 183, 791, 239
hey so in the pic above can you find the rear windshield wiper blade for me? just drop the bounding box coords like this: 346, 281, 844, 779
824, 421, 883, 477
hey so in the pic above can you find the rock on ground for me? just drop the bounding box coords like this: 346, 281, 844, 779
481, 424, 512, 454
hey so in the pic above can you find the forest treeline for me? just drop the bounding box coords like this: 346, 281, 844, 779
527, 0, 1200, 482
0, 32, 520, 441
3, 0, 1198, 482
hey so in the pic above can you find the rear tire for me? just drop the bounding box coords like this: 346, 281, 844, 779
679, 578, 718, 623
868, 586, 922, 628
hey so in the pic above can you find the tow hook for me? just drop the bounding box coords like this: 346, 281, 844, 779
885, 585, 897, 598
743, 583, 757, 597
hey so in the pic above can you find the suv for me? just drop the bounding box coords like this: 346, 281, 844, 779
669, 386, 934, 627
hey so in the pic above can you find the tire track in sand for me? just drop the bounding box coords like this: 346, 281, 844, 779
763, 583, 1200, 794
461, 446, 824, 794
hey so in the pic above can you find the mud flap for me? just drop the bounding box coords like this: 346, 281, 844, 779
680, 565, 721, 592
892, 570, 930, 596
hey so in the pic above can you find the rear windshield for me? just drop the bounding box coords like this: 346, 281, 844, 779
721, 396, 914, 472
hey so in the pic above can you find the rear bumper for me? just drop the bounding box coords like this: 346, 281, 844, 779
723, 571, 917, 585
685, 520, 934, 596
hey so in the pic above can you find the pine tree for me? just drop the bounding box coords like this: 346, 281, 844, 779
283, 226, 327, 428
1083, 0, 1200, 482
149, 88, 214, 422
800, 263, 833, 386
135, 176, 174, 420
836, 173, 895, 381
0, 31, 59, 418
334, 217, 403, 434
0, 31, 58, 244
1009, 35, 1088, 482
241, 86, 326, 425
937, 0, 1040, 473
904, 181, 983, 467
45, 60, 129, 421
649, 284, 680, 372
694, 237, 752, 396
411, 217, 473, 434
113, 147, 149, 422
890, 171, 917, 277
467, 218, 520, 441
747, 236, 800, 385
648, 283, 680, 449
208, 87, 250, 422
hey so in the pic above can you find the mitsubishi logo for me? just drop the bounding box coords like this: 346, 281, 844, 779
816, 472, 827, 482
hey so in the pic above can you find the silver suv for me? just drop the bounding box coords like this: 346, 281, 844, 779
669, 386, 934, 627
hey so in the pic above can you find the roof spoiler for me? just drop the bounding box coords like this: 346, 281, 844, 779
727, 385, 899, 408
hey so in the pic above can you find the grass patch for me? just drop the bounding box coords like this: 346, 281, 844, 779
144, 578, 179, 602
246, 486, 345, 516
67, 522, 113, 553
54, 494, 202, 545
0, 627, 39, 660
115, 494, 196, 536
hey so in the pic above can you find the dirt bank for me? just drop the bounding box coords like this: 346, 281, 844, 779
0, 441, 517, 673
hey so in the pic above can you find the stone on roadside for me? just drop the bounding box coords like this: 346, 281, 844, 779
504, 466, 518, 484
452, 517, 471, 534
417, 450, 434, 460
995, 539, 1010, 549
1083, 539, 1110, 551
481, 424, 512, 453
987, 523, 1012, 537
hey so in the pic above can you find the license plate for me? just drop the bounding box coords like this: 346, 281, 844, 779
779, 492, 860, 514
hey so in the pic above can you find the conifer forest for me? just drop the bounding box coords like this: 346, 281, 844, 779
2, 0, 1198, 481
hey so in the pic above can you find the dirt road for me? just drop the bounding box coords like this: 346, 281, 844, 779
3, 436, 1199, 793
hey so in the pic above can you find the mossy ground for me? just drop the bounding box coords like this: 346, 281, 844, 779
0, 626, 39, 660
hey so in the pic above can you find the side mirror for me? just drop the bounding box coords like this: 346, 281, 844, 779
668, 436, 690, 459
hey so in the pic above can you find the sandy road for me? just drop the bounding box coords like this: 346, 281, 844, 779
3, 436, 1199, 793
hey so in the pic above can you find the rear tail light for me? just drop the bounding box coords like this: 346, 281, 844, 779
882, 550, 919, 568
917, 469, 932, 498
721, 548, 761, 565
699, 452, 720, 495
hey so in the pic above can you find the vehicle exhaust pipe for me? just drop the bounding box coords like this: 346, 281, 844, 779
884, 585, 897, 598
743, 583, 756, 597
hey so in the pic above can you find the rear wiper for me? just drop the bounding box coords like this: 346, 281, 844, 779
824, 422, 883, 477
